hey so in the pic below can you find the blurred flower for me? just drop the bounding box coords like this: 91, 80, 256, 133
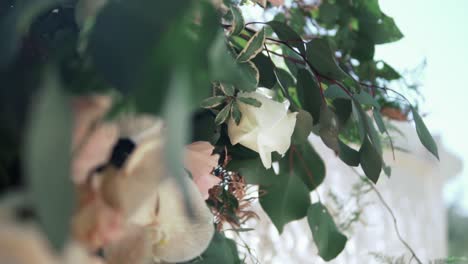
184, 141, 221, 199
0, 220, 103, 264
74, 115, 214, 262
71, 96, 117, 185
228, 89, 297, 168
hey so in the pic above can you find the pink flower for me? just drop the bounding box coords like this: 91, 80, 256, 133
184, 141, 221, 199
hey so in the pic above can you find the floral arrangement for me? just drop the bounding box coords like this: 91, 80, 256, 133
0, 0, 438, 263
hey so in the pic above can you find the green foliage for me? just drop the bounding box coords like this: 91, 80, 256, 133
0, 0, 439, 262
24, 69, 74, 250
307, 203, 348, 261
259, 161, 311, 234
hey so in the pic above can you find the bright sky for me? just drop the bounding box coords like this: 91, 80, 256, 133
375, 0, 468, 210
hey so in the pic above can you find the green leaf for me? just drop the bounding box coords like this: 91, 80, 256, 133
338, 140, 360, 167
307, 203, 348, 261
237, 61, 259, 91
292, 110, 313, 143
237, 27, 266, 62
226, 158, 274, 185
219, 83, 235, 96
215, 102, 232, 125
238, 97, 262, 107
333, 98, 353, 126
359, 137, 382, 183
306, 38, 348, 80
163, 68, 194, 216
252, 53, 277, 88
282, 46, 306, 77
354, 91, 380, 109
192, 110, 219, 144
201, 96, 226, 109
411, 107, 439, 159
89, 0, 188, 92
324, 84, 350, 100
229, 6, 244, 36
362, 13, 403, 44
184, 232, 240, 264
319, 106, 340, 152
296, 69, 322, 125
289, 143, 326, 191
230, 101, 242, 125
260, 165, 311, 234
373, 108, 387, 134
267, 21, 306, 55
24, 69, 74, 250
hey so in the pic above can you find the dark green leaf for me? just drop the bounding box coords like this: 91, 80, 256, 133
267, 21, 306, 55
307, 203, 347, 261
237, 61, 259, 91
252, 53, 277, 88
24, 69, 74, 250
226, 158, 274, 185
333, 98, 353, 126
411, 107, 439, 159
231, 101, 242, 125
296, 69, 322, 125
306, 38, 348, 80
373, 108, 386, 134
260, 166, 311, 234
238, 97, 262, 107
201, 96, 226, 109
324, 84, 350, 100
282, 46, 306, 77
215, 102, 232, 125
354, 91, 380, 109
229, 6, 244, 36
289, 143, 326, 191
359, 137, 382, 183
237, 27, 266, 62
183, 232, 240, 264
292, 110, 313, 143
220, 83, 235, 96
338, 140, 360, 167
319, 106, 340, 152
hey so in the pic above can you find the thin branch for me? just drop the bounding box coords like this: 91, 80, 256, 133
352, 169, 423, 264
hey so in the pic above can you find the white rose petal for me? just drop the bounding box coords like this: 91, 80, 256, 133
228, 89, 297, 168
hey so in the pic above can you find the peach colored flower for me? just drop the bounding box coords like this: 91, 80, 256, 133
71, 96, 117, 185
184, 141, 221, 199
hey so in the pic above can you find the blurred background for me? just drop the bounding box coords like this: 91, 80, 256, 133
374, 0, 468, 257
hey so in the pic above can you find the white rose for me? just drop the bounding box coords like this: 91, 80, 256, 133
228, 88, 297, 169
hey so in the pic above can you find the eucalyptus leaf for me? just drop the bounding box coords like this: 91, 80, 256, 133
289, 143, 326, 191
354, 91, 380, 109
267, 21, 306, 55
306, 38, 348, 80
259, 166, 311, 234
411, 107, 439, 159
307, 203, 347, 261
296, 69, 322, 125
359, 136, 382, 183
373, 108, 387, 134
324, 84, 350, 100
292, 110, 313, 143
319, 106, 340, 152
338, 140, 360, 167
